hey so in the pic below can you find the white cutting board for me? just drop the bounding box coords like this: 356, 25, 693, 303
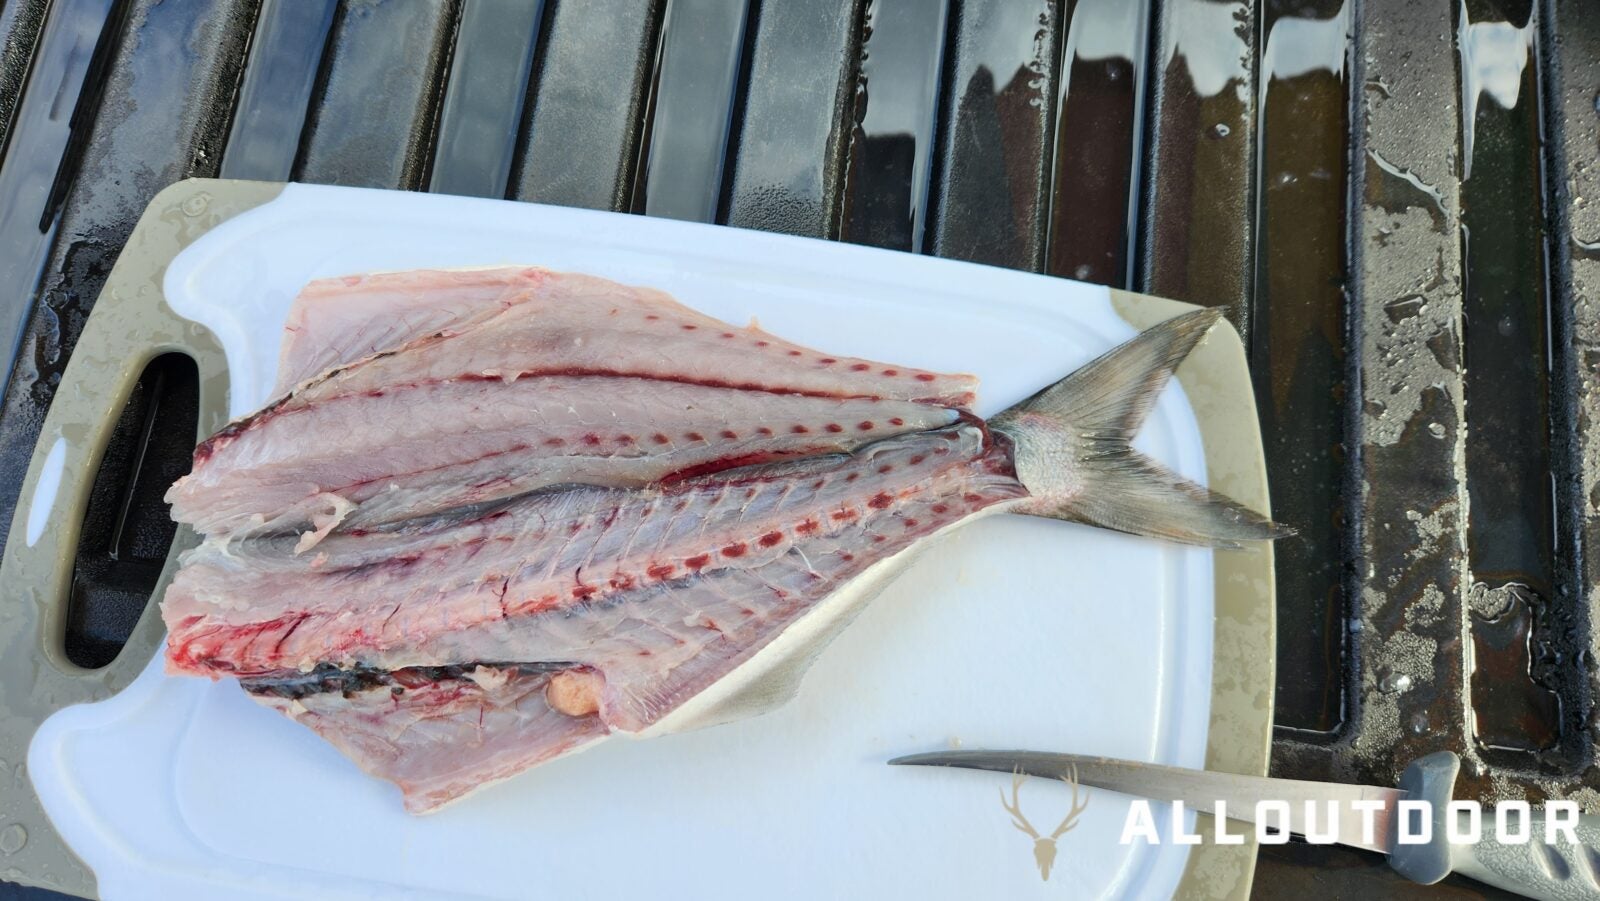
29, 184, 1212, 900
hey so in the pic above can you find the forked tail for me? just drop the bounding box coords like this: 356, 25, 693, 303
990, 307, 1291, 549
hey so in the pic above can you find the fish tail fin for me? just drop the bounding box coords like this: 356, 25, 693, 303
992, 307, 1292, 549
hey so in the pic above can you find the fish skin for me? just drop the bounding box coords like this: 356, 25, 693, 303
162, 269, 1283, 814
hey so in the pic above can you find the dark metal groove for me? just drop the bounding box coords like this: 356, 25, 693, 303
292, 0, 461, 190
839, 0, 952, 252
428, 0, 545, 198
217, 0, 337, 181
633, 0, 751, 222
507, 0, 665, 211
0, 0, 51, 158
720, 0, 863, 238
925, 0, 1058, 272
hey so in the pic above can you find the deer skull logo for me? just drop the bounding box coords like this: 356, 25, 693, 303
999, 766, 1091, 880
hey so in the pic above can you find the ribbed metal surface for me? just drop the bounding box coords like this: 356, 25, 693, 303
0, 1, 1595, 896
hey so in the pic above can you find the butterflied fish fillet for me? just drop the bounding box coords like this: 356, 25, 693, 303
160, 267, 1287, 813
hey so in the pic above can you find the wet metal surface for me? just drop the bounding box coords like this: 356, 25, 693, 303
926, 0, 1056, 270
634, 0, 750, 222
293, 0, 459, 190
0, 0, 256, 557
1252, 0, 1352, 738
218, 0, 337, 182
0, 0, 49, 155
721, 0, 863, 238
1138, 0, 1256, 331
1, 2, 1600, 897
840, 0, 949, 252
0, 0, 118, 398
1046, 0, 1150, 286
508, 0, 662, 211
429, 0, 544, 199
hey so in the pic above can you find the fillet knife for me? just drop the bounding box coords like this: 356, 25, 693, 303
890, 750, 1600, 900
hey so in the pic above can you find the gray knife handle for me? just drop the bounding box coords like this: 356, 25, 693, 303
1448, 810, 1600, 901
1388, 752, 1600, 900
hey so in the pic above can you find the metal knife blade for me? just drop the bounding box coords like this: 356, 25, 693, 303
890, 750, 1405, 854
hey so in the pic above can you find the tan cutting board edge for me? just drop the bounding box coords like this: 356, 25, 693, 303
0, 178, 1275, 899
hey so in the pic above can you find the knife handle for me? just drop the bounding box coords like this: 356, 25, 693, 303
1448, 809, 1600, 901
1388, 752, 1600, 900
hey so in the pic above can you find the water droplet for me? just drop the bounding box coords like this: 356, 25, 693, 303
1427, 422, 1446, 438
1379, 671, 1413, 693
180, 192, 210, 217
1072, 264, 1092, 280
1211, 123, 1231, 138
1409, 712, 1430, 734
0, 824, 26, 855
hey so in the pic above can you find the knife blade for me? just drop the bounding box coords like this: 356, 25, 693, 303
890, 749, 1600, 900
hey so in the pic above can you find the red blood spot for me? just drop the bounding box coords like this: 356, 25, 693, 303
616, 434, 636, 444
582, 433, 601, 446
571, 585, 597, 600
868, 492, 893, 509
832, 508, 859, 522
652, 432, 671, 445
903, 518, 920, 528
812, 478, 826, 489
675, 500, 690, 512
909, 454, 925, 465
366, 389, 385, 398
964, 493, 984, 503
889, 417, 905, 426
758, 531, 784, 547
878, 464, 894, 474
721, 332, 735, 338
609, 575, 636, 590
721, 543, 747, 558
882, 369, 899, 376
740, 608, 756, 617
846, 472, 860, 482
850, 363, 870, 371
756, 340, 770, 347
647, 564, 676, 580
825, 423, 843, 433
857, 421, 875, 431
934, 446, 949, 455
931, 504, 950, 514
757, 426, 774, 436
841, 553, 855, 562
788, 350, 803, 356
915, 373, 936, 382
646, 314, 660, 320
745, 487, 758, 498
682, 324, 698, 330
720, 429, 739, 440
638, 649, 653, 657
685, 554, 711, 570
873, 534, 888, 543
544, 437, 566, 447
819, 357, 837, 364
792, 424, 810, 434
795, 519, 820, 534
685, 431, 705, 442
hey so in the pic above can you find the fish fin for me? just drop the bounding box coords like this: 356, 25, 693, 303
992, 307, 1292, 549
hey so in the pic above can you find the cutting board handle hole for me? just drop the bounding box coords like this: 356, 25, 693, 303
64, 353, 199, 669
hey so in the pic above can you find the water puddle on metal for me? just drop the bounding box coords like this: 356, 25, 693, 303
840, 0, 950, 252
1457, 0, 1567, 757
1253, 0, 1352, 735
926, 0, 1056, 270
1045, 0, 1150, 286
